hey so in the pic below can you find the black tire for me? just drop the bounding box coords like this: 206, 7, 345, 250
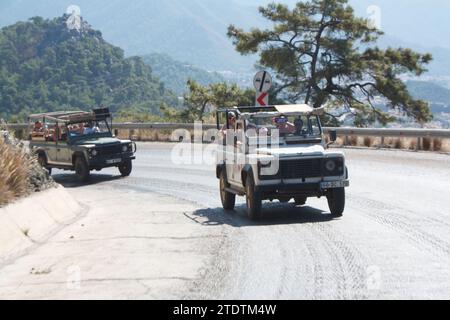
245, 175, 262, 220
327, 188, 345, 217
219, 171, 235, 211
118, 159, 132, 177
294, 196, 307, 206
37, 153, 51, 175
74, 157, 90, 182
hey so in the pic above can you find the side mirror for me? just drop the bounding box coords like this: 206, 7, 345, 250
329, 130, 337, 143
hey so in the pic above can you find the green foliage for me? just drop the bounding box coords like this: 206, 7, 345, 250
0, 16, 177, 121
141, 53, 225, 95
181, 80, 255, 122
228, 0, 433, 126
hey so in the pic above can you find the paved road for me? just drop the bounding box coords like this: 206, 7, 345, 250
1, 142, 449, 299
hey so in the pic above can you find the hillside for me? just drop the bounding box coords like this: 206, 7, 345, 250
0, 16, 177, 120
406, 81, 450, 105
142, 53, 224, 96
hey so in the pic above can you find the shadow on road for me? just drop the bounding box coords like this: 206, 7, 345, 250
52, 173, 123, 188
190, 202, 336, 227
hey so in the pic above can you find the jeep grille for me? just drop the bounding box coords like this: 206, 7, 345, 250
97, 144, 123, 156
280, 159, 322, 179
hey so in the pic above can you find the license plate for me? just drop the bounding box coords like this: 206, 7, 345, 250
106, 158, 122, 164
321, 180, 349, 189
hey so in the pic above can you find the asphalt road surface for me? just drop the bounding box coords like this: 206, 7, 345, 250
1, 142, 449, 299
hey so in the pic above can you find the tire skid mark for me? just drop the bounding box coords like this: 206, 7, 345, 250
305, 222, 369, 299
303, 234, 326, 299
351, 195, 450, 259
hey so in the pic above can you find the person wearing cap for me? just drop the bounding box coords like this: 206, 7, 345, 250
221, 112, 236, 133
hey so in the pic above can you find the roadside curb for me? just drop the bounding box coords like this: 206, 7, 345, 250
0, 185, 83, 265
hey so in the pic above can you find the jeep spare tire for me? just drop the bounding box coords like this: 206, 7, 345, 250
118, 159, 132, 177
75, 157, 90, 182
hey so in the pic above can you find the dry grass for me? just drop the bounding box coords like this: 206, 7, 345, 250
422, 138, 432, 151
0, 134, 54, 207
333, 135, 449, 153
0, 138, 31, 206
394, 138, 403, 149
363, 137, 373, 148
433, 138, 442, 152
348, 136, 358, 146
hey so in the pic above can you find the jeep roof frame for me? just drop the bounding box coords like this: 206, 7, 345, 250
29, 108, 112, 125
217, 104, 324, 117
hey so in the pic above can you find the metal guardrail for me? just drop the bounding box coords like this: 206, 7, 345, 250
6, 123, 450, 138
323, 127, 450, 138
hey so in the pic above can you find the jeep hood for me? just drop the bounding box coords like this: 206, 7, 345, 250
256, 144, 326, 157
74, 137, 124, 146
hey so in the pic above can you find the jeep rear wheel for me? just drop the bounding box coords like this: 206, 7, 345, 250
74, 157, 90, 182
118, 160, 132, 177
220, 171, 235, 211
327, 188, 345, 217
37, 153, 51, 175
245, 175, 262, 220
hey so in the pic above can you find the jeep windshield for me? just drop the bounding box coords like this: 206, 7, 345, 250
67, 119, 112, 142
245, 114, 322, 145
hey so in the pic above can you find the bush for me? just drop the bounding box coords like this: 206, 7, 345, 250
394, 138, 403, 149
433, 138, 442, 152
363, 137, 373, 148
0, 133, 55, 207
422, 138, 431, 151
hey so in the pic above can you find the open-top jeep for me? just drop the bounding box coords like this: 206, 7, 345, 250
216, 104, 349, 220
29, 108, 136, 182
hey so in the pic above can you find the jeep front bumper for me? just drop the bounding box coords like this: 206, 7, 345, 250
255, 180, 349, 196
88, 153, 136, 169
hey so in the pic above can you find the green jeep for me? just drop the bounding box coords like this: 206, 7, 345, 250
29, 108, 136, 182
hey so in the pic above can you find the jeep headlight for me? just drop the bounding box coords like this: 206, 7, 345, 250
122, 145, 128, 152
323, 158, 344, 176
90, 149, 98, 157
258, 159, 272, 168
258, 159, 280, 179
325, 159, 336, 172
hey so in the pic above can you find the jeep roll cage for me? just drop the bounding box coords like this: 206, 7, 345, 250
216, 104, 324, 129
29, 108, 114, 142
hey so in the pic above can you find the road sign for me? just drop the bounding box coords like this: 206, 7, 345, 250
256, 91, 269, 107
253, 71, 272, 92
254, 71, 272, 107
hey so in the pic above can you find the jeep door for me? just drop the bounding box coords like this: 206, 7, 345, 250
43, 121, 58, 163
228, 119, 245, 186
56, 126, 72, 164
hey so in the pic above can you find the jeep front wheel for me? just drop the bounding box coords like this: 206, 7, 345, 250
245, 175, 262, 220
74, 157, 90, 182
220, 171, 235, 211
327, 188, 345, 217
118, 160, 132, 177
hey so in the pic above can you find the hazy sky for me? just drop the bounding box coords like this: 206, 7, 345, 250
1, 0, 449, 50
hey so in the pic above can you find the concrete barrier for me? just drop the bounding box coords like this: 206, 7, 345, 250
0, 185, 82, 264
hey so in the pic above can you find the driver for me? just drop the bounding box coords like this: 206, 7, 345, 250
83, 121, 100, 135
294, 117, 304, 135
220, 112, 237, 134
273, 116, 295, 135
